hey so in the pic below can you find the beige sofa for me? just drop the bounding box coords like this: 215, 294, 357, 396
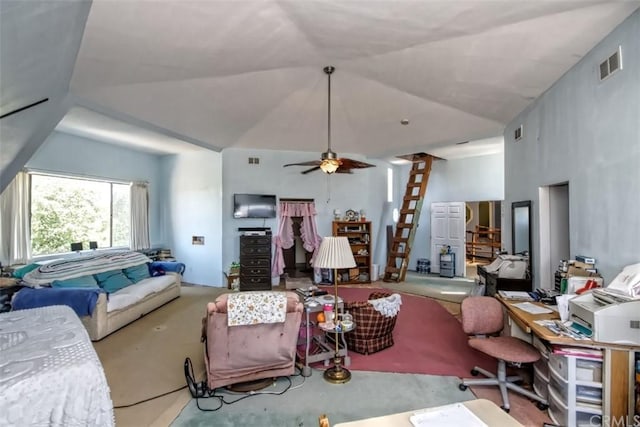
18, 251, 182, 341
81, 273, 181, 341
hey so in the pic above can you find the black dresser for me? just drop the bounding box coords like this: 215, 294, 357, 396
239, 232, 272, 291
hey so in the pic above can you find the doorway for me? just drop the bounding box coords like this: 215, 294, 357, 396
430, 202, 466, 277
539, 183, 570, 289
465, 200, 502, 276
282, 217, 314, 279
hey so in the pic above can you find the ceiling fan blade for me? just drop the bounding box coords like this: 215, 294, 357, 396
338, 158, 376, 169
283, 160, 322, 167
301, 166, 321, 174
334, 168, 353, 174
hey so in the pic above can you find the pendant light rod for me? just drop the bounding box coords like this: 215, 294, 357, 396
324, 66, 335, 153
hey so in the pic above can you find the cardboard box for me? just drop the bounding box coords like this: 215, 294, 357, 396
567, 266, 593, 277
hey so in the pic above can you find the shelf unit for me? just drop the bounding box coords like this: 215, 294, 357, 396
332, 221, 372, 285
547, 351, 604, 427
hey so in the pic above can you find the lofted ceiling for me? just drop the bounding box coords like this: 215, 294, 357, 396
1, 1, 639, 167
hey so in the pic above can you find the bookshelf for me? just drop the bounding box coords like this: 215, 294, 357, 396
332, 221, 372, 285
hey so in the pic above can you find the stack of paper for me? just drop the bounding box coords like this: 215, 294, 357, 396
498, 290, 533, 301
512, 302, 553, 314
409, 403, 487, 427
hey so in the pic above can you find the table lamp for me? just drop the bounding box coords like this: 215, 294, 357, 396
313, 236, 356, 384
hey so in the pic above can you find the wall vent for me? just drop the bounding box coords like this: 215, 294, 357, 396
599, 46, 622, 81
514, 125, 523, 141
248, 157, 260, 164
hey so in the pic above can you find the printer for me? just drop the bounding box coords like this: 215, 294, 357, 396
569, 262, 640, 345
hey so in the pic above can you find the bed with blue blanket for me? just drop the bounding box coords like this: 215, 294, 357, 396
12, 251, 183, 340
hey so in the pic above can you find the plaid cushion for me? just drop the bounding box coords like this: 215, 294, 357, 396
344, 292, 398, 355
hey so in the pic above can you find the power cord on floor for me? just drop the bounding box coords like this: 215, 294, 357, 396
113, 385, 187, 409
193, 365, 307, 412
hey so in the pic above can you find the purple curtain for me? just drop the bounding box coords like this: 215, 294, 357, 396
272, 201, 323, 278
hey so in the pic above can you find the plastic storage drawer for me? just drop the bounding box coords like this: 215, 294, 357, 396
534, 357, 549, 379
548, 353, 570, 380
549, 365, 603, 406
576, 359, 603, 383
548, 387, 602, 427
533, 365, 549, 401
548, 353, 602, 382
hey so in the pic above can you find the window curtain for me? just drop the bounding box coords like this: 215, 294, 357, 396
272, 201, 322, 278
0, 171, 32, 265
130, 182, 150, 251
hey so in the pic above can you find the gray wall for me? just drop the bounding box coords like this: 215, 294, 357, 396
504, 10, 640, 285
160, 151, 223, 286
26, 131, 165, 247
221, 148, 397, 281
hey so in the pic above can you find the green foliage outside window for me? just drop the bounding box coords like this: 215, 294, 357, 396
30, 174, 131, 256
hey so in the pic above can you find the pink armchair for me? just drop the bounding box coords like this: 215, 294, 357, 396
202, 291, 303, 390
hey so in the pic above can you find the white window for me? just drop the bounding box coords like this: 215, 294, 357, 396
30, 173, 131, 256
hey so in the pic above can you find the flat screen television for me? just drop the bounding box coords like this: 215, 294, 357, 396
233, 194, 277, 218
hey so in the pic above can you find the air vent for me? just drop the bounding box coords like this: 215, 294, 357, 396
514, 125, 523, 141
248, 157, 260, 164
599, 46, 622, 81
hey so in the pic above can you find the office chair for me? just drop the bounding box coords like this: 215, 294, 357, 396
458, 296, 548, 412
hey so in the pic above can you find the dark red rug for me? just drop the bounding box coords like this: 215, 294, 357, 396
315, 287, 496, 378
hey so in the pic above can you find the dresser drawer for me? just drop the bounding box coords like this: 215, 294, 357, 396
240, 267, 270, 277
240, 236, 271, 246
240, 245, 271, 257
240, 258, 270, 268
240, 276, 272, 291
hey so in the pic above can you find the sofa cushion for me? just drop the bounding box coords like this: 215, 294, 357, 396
94, 269, 134, 293
107, 275, 176, 312
52, 275, 100, 289
123, 263, 151, 283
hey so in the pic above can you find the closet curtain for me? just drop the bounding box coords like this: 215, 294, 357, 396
130, 182, 150, 251
272, 201, 322, 278
0, 171, 32, 265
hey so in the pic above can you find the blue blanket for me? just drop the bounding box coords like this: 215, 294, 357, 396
150, 261, 186, 275
12, 287, 104, 317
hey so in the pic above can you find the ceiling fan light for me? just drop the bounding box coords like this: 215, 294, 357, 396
320, 159, 340, 174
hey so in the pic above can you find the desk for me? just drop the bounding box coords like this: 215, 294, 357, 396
334, 399, 523, 426
478, 265, 531, 296
499, 297, 635, 423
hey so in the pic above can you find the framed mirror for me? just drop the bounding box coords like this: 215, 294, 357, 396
512, 200, 532, 260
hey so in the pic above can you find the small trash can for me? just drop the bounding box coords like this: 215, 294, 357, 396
439, 253, 455, 278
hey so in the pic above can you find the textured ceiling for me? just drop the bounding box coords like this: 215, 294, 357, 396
3, 1, 639, 163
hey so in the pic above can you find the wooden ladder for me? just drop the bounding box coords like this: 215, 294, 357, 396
383, 154, 434, 282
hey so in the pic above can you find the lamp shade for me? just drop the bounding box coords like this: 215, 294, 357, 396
314, 236, 356, 269
320, 159, 340, 174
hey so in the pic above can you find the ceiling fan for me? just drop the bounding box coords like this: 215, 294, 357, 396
284, 66, 375, 175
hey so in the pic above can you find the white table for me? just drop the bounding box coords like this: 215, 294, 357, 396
334, 399, 523, 427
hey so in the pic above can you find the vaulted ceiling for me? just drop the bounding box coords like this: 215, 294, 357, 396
1, 1, 639, 179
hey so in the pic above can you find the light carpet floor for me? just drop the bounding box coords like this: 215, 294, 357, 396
93, 285, 228, 427
171, 371, 475, 427
92, 283, 550, 426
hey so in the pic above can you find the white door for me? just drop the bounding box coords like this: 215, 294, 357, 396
430, 202, 466, 276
